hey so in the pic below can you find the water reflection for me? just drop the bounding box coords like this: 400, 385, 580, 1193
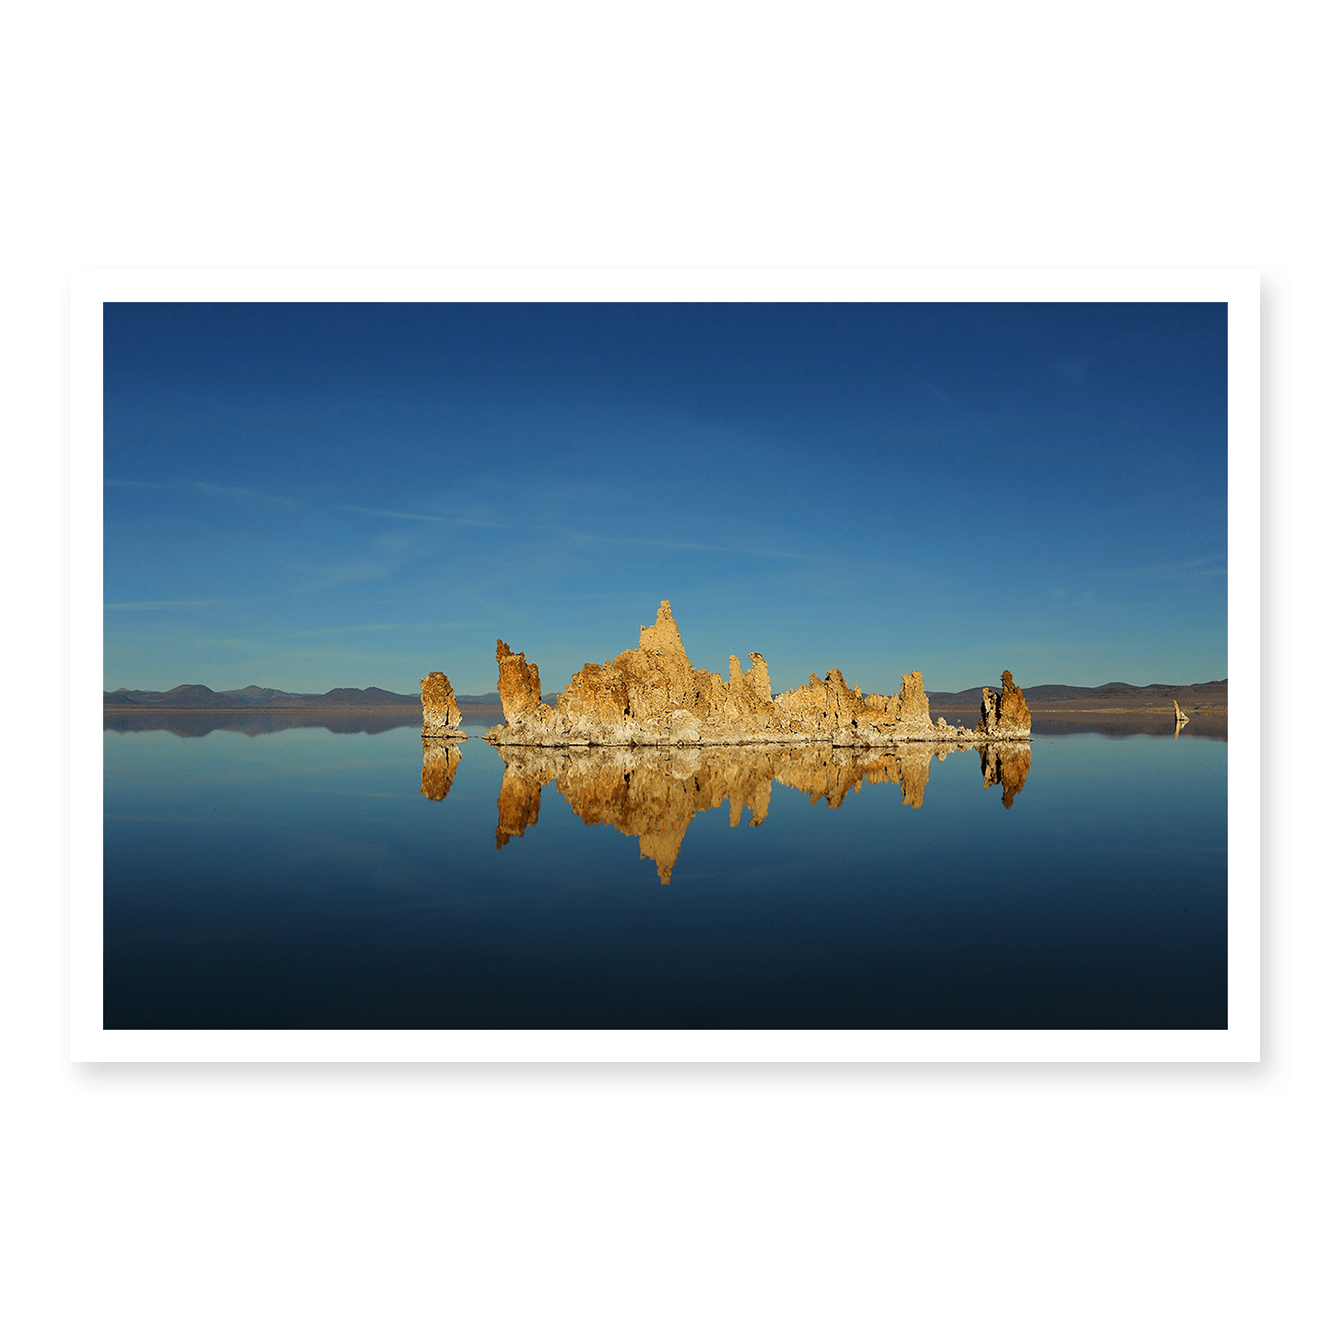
104, 710, 420, 738
420, 739, 463, 801
485, 741, 1032, 883
980, 743, 1031, 808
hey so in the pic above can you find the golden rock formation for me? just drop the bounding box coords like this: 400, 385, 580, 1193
488, 600, 1031, 748
490, 737, 1030, 882
979, 670, 1032, 739
420, 738, 462, 801
421, 671, 466, 738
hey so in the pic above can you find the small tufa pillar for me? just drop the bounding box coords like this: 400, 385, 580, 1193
421, 671, 465, 737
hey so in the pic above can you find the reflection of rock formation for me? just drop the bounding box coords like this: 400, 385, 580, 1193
420, 739, 462, 801
489, 600, 1030, 747
492, 739, 1032, 882
979, 743, 1031, 809
421, 672, 466, 738
103, 711, 419, 738
1172, 699, 1190, 739
492, 747, 770, 880
772, 744, 939, 811
979, 671, 1032, 738
495, 754, 548, 848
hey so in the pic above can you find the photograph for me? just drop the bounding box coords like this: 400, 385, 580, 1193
14, 8, 1316, 1322
81, 277, 1253, 1056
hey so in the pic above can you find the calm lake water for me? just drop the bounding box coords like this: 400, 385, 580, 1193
103, 718, 1227, 1030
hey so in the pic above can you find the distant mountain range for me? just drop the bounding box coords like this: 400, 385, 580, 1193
102, 684, 554, 710
928, 679, 1228, 708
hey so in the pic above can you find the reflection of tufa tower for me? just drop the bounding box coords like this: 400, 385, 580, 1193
979, 743, 1031, 809
420, 740, 462, 801
488, 738, 1034, 880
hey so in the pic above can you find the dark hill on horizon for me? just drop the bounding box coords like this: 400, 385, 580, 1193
104, 684, 423, 710
928, 679, 1227, 712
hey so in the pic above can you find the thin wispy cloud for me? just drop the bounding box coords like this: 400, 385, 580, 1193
339, 503, 810, 561
339, 505, 512, 529
191, 482, 299, 509
105, 599, 246, 610
289, 621, 483, 638
105, 478, 298, 508
576, 532, 814, 561
1114, 558, 1227, 581
288, 562, 392, 593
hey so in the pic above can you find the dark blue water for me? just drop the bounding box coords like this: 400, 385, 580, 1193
103, 721, 1227, 1029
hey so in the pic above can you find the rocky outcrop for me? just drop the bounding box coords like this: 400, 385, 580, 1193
420, 739, 462, 801
979, 671, 1032, 739
495, 641, 554, 727
421, 672, 465, 738
487, 600, 1031, 748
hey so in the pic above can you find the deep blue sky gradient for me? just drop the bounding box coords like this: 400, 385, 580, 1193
104, 302, 1227, 695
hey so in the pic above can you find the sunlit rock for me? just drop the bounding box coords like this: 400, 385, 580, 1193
495, 641, 555, 727
979, 671, 1032, 739
421, 671, 466, 738
485, 600, 1028, 747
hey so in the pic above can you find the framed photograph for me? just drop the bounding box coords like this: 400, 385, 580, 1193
71, 269, 1258, 1061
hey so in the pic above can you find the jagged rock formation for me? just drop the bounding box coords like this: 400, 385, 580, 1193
979, 671, 1032, 738
421, 671, 465, 738
491, 738, 1031, 882
420, 739, 462, 801
488, 600, 1031, 748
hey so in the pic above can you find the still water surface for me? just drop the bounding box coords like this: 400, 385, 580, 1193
103, 720, 1227, 1029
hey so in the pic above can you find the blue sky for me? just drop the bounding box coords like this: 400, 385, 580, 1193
103, 302, 1227, 696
